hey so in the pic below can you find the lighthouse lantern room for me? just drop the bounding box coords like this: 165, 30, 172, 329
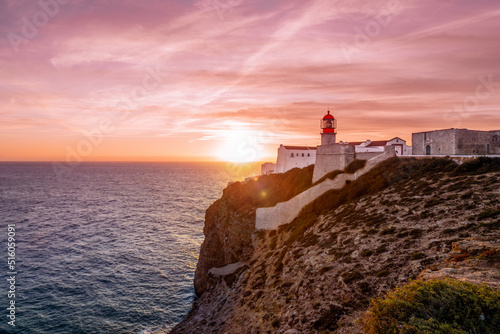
320, 110, 337, 146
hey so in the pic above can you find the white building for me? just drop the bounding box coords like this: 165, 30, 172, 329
273, 145, 316, 173
342, 137, 412, 156
261, 162, 276, 175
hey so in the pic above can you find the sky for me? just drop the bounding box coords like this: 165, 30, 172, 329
1, 0, 499, 162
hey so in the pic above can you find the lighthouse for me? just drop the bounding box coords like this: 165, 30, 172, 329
320, 110, 337, 146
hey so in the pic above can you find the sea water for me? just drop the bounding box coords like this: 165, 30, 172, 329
0, 162, 258, 333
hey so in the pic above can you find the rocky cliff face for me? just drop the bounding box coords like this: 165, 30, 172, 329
174, 157, 500, 334
194, 165, 315, 296
194, 194, 255, 296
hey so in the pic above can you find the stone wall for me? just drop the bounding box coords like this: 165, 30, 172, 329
413, 128, 500, 155
412, 129, 457, 155
255, 147, 395, 231
356, 151, 385, 161
312, 144, 355, 183
455, 129, 500, 155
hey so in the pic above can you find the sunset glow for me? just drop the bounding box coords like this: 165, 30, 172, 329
1, 0, 500, 162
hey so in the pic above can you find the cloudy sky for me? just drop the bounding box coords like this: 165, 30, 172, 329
1, 0, 499, 162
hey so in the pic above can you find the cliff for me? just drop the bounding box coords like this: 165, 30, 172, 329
173, 157, 500, 334
194, 165, 315, 295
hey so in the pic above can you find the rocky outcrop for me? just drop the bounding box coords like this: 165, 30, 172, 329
174, 157, 500, 333
194, 193, 255, 296
418, 237, 500, 289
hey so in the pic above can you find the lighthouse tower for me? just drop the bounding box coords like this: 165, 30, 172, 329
313, 109, 354, 183
320, 110, 337, 146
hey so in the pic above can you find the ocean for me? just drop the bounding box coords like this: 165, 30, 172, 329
0, 162, 259, 334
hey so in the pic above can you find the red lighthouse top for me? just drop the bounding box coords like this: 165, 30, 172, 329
323, 110, 334, 120
321, 110, 336, 133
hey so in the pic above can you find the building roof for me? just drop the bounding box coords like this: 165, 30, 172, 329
412, 128, 500, 135
283, 146, 317, 150
366, 140, 388, 147
346, 140, 388, 147
387, 137, 406, 143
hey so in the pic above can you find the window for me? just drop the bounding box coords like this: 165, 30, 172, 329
291, 153, 294, 157
487, 144, 490, 154
302, 153, 304, 157
308, 153, 310, 157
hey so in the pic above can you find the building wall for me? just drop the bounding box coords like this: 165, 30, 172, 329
261, 163, 276, 175
275, 145, 316, 173
356, 152, 385, 160
355, 146, 384, 153
412, 129, 457, 155
455, 129, 500, 155
312, 144, 355, 183
387, 138, 412, 155
353, 138, 411, 156
413, 129, 500, 155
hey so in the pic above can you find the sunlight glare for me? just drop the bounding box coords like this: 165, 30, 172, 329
214, 130, 265, 163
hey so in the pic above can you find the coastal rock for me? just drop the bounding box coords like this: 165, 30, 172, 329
173, 157, 500, 333
194, 196, 255, 296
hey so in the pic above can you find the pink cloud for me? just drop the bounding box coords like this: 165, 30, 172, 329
1, 0, 500, 160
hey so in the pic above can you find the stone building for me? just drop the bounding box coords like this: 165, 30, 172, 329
412, 128, 500, 155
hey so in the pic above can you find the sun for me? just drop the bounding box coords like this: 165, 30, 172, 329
214, 130, 265, 163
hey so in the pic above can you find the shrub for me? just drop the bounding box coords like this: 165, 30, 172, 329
345, 159, 367, 174
380, 226, 396, 235
375, 244, 387, 255
409, 228, 423, 238
452, 157, 500, 175
313, 169, 344, 185
411, 252, 426, 260
375, 270, 389, 277
281, 157, 495, 249
342, 270, 364, 283
319, 266, 334, 275
361, 249, 374, 257
460, 191, 474, 200
313, 305, 347, 331
362, 278, 500, 334
424, 197, 442, 208
476, 208, 500, 221
223, 164, 314, 209
447, 252, 471, 263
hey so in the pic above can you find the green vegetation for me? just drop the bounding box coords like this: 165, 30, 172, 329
341, 270, 364, 283
411, 252, 426, 260
223, 164, 314, 209
313, 169, 344, 185
278, 156, 500, 252
476, 208, 500, 221
451, 157, 500, 175
282, 157, 454, 245
362, 278, 500, 334
345, 159, 367, 174
313, 305, 347, 331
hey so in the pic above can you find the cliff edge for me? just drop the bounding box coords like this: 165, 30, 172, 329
175, 157, 500, 333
